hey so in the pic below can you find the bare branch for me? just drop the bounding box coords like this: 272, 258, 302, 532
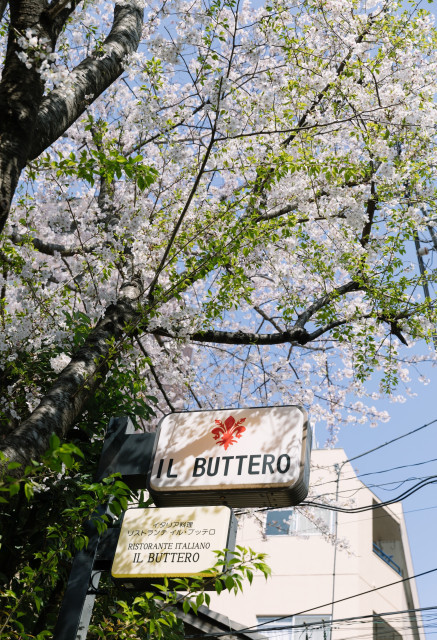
154, 326, 311, 346
254, 202, 298, 223
296, 281, 361, 328
253, 304, 283, 332
10, 231, 97, 256
136, 337, 176, 412
147, 94, 221, 300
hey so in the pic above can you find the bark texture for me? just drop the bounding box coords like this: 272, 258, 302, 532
0, 0, 143, 235
0, 0, 8, 23
0, 0, 49, 234
0, 280, 142, 474
29, 1, 143, 159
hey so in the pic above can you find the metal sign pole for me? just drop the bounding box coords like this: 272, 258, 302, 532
52, 519, 103, 640
52, 417, 155, 640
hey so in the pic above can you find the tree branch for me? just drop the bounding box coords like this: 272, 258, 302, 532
0, 0, 50, 234
360, 180, 376, 247
154, 326, 311, 346
10, 231, 97, 256
45, 0, 83, 39
253, 304, 283, 332
296, 281, 361, 328
147, 95, 220, 300
136, 337, 176, 412
29, 0, 143, 160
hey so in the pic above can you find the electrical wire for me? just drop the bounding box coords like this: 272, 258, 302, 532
182, 567, 437, 637
309, 454, 437, 490
357, 457, 437, 479
236, 475, 437, 517
232, 605, 437, 635
308, 474, 432, 501
297, 417, 437, 498
234, 418, 437, 514
302, 475, 437, 513
345, 417, 437, 464
318, 501, 437, 528
244, 501, 437, 533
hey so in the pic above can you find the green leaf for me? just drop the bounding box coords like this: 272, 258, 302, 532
225, 575, 234, 591
49, 433, 60, 451
24, 482, 34, 501
183, 599, 190, 614
9, 482, 20, 497
7, 461, 22, 470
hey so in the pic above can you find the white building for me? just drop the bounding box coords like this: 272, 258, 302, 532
207, 448, 424, 640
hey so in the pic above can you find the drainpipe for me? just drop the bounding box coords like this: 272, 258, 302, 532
330, 461, 346, 639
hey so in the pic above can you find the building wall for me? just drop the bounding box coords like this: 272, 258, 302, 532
207, 449, 424, 640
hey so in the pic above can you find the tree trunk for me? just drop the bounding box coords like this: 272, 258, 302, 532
0, 0, 48, 233
0, 280, 142, 475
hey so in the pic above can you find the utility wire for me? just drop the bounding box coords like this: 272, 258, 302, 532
257, 417, 437, 500
304, 475, 437, 512
309, 474, 432, 500
238, 475, 437, 516
183, 568, 437, 638
315, 502, 437, 529
231, 605, 437, 634
345, 417, 437, 464
310, 454, 437, 490
357, 457, 437, 478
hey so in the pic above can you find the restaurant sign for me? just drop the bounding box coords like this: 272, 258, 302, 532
147, 405, 311, 508
112, 506, 236, 587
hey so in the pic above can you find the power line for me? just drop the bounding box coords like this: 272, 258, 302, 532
310, 474, 432, 500
183, 568, 437, 638
259, 417, 437, 509
303, 475, 437, 512
238, 475, 437, 517
356, 457, 437, 479
240, 605, 437, 635
345, 417, 437, 464
242, 501, 437, 532
302, 417, 437, 497
320, 502, 437, 528
310, 454, 437, 490
228, 419, 437, 640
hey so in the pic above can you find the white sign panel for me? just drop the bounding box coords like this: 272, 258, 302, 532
147, 405, 311, 507
112, 506, 235, 580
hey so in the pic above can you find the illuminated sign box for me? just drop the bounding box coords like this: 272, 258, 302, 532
147, 405, 311, 508
112, 506, 236, 588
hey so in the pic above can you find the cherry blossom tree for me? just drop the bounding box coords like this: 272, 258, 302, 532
1, 0, 437, 635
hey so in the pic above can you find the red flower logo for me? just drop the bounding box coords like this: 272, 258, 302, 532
211, 416, 246, 450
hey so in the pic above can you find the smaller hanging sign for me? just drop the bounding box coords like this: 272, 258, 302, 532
147, 405, 311, 508
111, 506, 237, 588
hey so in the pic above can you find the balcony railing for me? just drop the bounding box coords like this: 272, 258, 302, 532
373, 542, 402, 575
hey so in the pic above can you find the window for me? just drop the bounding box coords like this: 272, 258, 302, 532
265, 508, 333, 536
257, 615, 331, 640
